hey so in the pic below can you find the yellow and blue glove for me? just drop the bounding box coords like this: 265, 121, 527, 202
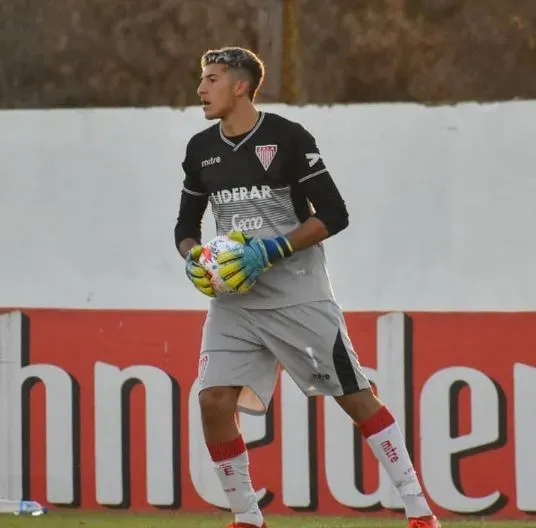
185, 245, 216, 297
217, 231, 294, 294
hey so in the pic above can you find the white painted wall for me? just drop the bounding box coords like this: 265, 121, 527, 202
1, 102, 536, 311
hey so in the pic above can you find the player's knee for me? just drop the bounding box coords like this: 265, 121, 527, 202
335, 387, 383, 423
199, 386, 239, 423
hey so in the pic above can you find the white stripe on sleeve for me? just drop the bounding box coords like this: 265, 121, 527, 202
297, 168, 327, 184
183, 187, 206, 197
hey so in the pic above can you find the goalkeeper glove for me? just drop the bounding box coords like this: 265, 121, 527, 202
185, 245, 216, 298
217, 231, 294, 293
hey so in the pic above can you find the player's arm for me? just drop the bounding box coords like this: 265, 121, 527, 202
283, 124, 349, 251
174, 143, 209, 258
174, 144, 215, 297
284, 217, 330, 252
175, 188, 207, 259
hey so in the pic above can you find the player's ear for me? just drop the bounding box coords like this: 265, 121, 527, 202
233, 78, 250, 98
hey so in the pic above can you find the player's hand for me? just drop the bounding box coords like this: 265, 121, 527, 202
217, 231, 294, 293
185, 245, 216, 298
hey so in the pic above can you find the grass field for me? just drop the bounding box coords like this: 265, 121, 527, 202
0, 512, 534, 528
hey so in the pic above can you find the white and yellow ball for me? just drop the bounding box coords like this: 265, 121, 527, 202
198, 235, 243, 296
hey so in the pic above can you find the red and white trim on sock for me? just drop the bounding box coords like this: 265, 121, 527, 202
207, 436, 264, 528
358, 406, 433, 519
207, 435, 246, 462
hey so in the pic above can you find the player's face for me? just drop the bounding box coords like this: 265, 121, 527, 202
197, 64, 237, 120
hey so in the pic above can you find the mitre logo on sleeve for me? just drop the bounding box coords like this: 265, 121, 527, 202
255, 144, 278, 171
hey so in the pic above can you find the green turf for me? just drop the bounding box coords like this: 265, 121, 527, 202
0, 512, 534, 528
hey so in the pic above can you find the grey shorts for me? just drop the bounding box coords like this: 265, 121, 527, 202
198, 300, 371, 415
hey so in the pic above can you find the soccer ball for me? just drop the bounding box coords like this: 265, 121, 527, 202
198, 235, 243, 296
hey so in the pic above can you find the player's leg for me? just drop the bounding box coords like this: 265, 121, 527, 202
334, 391, 439, 527
199, 385, 265, 528
254, 301, 439, 528
199, 304, 277, 528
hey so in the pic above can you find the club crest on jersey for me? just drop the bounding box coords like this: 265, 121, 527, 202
255, 144, 277, 171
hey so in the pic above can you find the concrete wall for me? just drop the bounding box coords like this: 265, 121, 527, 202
1, 101, 536, 310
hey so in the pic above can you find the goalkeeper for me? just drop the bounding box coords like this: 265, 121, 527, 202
174, 46, 440, 528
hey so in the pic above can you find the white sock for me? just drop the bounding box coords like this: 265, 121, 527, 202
360, 407, 433, 519
208, 436, 264, 527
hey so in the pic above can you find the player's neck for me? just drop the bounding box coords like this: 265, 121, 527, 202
220, 105, 260, 138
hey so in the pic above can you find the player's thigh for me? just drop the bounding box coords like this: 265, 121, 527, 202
255, 300, 370, 397
200, 303, 279, 416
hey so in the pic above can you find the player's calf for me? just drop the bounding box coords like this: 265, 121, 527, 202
335, 389, 437, 522
199, 386, 265, 528
199, 386, 241, 443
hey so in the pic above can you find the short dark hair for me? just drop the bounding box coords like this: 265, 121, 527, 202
201, 46, 265, 100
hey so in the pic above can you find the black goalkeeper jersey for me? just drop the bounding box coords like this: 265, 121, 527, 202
175, 111, 349, 309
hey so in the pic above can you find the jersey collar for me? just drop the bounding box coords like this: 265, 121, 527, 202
219, 112, 265, 152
